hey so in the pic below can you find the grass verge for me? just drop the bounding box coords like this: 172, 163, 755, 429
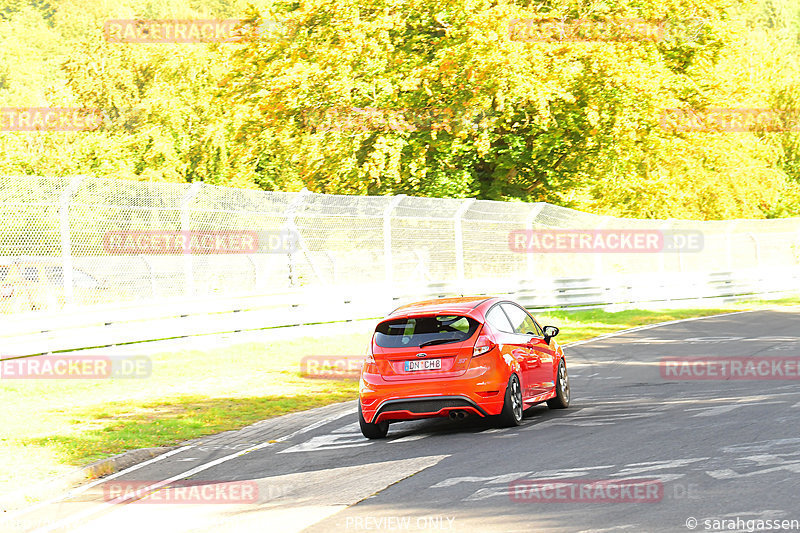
2, 297, 798, 505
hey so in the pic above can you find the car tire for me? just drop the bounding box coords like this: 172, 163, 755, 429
497, 374, 524, 427
547, 359, 570, 409
358, 402, 389, 439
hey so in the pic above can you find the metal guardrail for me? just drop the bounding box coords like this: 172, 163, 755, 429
2, 267, 797, 357
3, 176, 800, 356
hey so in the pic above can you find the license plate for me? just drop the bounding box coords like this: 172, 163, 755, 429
404, 359, 442, 372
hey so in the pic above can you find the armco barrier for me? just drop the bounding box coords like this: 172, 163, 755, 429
2, 175, 800, 355
2, 268, 798, 357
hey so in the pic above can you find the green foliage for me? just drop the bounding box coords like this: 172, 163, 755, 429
0, 0, 799, 219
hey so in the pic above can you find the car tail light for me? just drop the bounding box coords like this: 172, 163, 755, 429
473, 334, 496, 357
0, 285, 13, 298
363, 343, 379, 374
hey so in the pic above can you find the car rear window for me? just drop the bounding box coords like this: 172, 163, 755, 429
374, 315, 480, 348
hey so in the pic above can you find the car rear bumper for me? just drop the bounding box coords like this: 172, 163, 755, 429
359, 368, 508, 423
369, 395, 500, 423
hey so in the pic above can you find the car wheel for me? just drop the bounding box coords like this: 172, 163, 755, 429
547, 359, 570, 409
497, 374, 524, 427
358, 402, 389, 439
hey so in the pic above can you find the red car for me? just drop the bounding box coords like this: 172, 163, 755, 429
358, 296, 569, 438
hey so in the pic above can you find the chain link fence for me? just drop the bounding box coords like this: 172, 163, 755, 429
1, 174, 800, 316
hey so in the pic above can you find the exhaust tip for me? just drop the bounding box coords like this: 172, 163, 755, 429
449, 410, 467, 420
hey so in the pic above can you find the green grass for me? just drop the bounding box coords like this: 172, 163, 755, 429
2, 296, 798, 506
0, 333, 366, 506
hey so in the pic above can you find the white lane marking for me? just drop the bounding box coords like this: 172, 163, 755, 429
688, 405, 744, 417
431, 471, 532, 489
627, 336, 800, 344
739, 454, 800, 466
536, 413, 654, 427
2, 446, 194, 525
683, 336, 746, 342
459, 458, 708, 501
628, 338, 680, 344
196, 443, 260, 452
723, 437, 800, 454
431, 464, 617, 489
267, 406, 356, 442
564, 308, 771, 348
769, 344, 800, 351
278, 431, 372, 453
611, 458, 709, 477
686, 401, 785, 417
707, 455, 800, 479
463, 485, 515, 501
389, 434, 429, 444
30, 407, 356, 533
332, 422, 360, 434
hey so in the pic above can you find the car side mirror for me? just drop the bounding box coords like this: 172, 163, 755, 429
543, 326, 559, 342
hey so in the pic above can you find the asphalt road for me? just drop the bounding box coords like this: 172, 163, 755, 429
6, 308, 800, 533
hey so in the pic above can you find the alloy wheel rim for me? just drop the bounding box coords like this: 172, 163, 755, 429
560, 363, 570, 403
511, 377, 523, 420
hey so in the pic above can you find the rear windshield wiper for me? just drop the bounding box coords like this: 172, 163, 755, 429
418, 337, 461, 348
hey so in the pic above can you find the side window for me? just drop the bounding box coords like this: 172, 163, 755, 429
502, 303, 542, 336
530, 317, 544, 337
485, 305, 514, 333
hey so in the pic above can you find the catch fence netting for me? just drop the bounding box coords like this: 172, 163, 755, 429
1, 175, 798, 314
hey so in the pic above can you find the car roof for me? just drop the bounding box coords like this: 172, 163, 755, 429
388, 296, 501, 318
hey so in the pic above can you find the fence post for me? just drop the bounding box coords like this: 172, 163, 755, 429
181, 182, 202, 297
139, 254, 156, 297
726, 220, 738, 271
746, 232, 760, 269
594, 216, 612, 277
383, 194, 406, 285
59, 175, 84, 306
454, 198, 475, 284
525, 203, 545, 278
660, 219, 674, 274
285, 188, 328, 286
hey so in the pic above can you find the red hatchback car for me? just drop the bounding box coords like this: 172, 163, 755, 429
358, 296, 569, 438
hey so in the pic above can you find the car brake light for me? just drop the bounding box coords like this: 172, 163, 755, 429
473, 334, 496, 357
363, 343, 378, 373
